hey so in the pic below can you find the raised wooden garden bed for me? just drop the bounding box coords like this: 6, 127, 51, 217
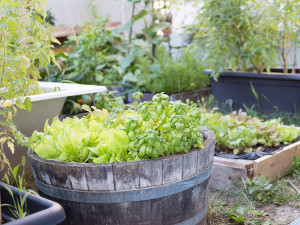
210, 141, 300, 190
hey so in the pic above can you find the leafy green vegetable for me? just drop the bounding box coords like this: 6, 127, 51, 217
202, 109, 300, 154
94, 91, 127, 116
30, 93, 205, 163
30, 94, 300, 163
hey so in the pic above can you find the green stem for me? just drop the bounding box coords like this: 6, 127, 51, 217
293, 32, 297, 73
129, 3, 136, 45
1, 29, 6, 86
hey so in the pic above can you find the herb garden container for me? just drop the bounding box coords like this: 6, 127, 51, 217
205, 69, 300, 114
28, 128, 215, 225
1, 182, 65, 225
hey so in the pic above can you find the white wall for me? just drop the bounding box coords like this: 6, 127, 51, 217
47, 0, 300, 67
46, 0, 150, 34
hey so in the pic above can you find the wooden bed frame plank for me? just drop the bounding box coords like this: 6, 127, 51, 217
214, 156, 253, 169
253, 141, 300, 181
210, 163, 247, 190
210, 141, 300, 190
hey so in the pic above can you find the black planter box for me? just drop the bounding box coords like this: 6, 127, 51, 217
1, 182, 65, 225
206, 70, 300, 114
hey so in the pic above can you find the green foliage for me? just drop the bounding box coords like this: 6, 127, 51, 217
202, 109, 300, 154
2, 156, 38, 221
192, 0, 300, 78
41, 0, 172, 88
60, 98, 84, 115
45, 10, 55, 26
31, 114, 108, 163
207, 191, 270, 225
289, 157, 300, 177
94, 91, 127, 116
273, 0, 300, 73
0, 0, 57, 167
199, 94, 300, 126
131, 46, 209, 93
40, 0, 175, 92
63, 16, 123, 85
29, 93, 205, 163
208, 174, 299, 224
245, 176, 275, 202
244, 175, 300, 206
225, 203, 267, 224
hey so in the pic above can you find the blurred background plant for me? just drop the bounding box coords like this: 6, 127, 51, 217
126, 45, 209, 93
0, 0, 58, 170
189, 0, 300, 78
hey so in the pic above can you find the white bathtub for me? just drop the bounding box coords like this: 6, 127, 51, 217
4, 82, 106, 173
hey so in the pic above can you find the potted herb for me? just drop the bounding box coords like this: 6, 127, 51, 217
27, 93, 215, 225
194, 0, 300, 113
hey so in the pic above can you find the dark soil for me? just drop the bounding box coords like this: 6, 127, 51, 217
216, 143, 286, 155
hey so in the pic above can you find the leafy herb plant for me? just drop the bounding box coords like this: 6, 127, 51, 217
29, 93, 204, 163
94, 91, 127, 116
289, 156, 300, 177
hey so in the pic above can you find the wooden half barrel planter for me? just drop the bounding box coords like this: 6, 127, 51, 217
28, 129, 215, 225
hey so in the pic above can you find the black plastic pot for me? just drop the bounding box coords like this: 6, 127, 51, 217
1, 182, 65, 225
206, 69, 300, 114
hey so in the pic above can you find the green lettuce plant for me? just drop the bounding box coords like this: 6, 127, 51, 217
29, 93, 204, 163
202, 109, 300, 154
29, 95, 300, 162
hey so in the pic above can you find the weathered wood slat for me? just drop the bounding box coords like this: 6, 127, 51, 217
214, 156, 253, 169
162, 155, 183, 184
183, 150, 198, 179
84, 164, 114, 191
139, 159, 163, 188
209, 163, 248, 190
113, 162, 140, 190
